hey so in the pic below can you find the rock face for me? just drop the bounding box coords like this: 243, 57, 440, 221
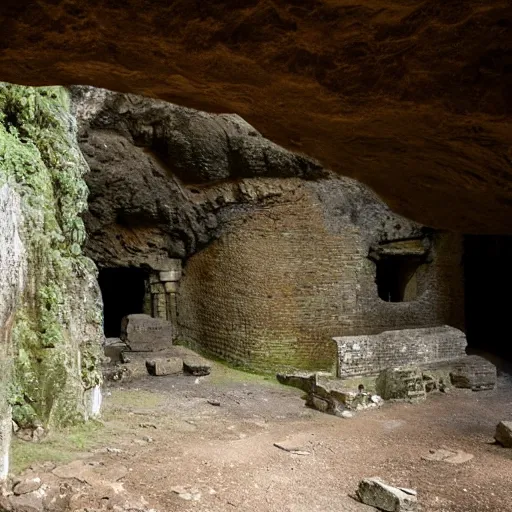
73, 87, 324, 267
0, 184, 26, 479
0, 84, 103, 458
0, 2, 511, 233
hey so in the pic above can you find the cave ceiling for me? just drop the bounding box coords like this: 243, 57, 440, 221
0, 0, 511, 232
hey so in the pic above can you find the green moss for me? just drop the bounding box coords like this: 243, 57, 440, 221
0, 83, 103, 429
11, 420, 103, 473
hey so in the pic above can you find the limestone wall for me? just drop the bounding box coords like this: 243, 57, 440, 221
177, 180, 465, 372
0, 185, 26, 479
0, 84, 103, 450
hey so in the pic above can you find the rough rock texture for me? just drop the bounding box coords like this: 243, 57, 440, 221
1, 2, 511, 232
334, 326, 468, 378
145, 357, 183, 376
76, 88, 466, 373
120, 314, 173, 352
494, 421, 512, 448
421, 355, 498, 391
177, 185, 464, 371
376, 367, 426, 402
357, 478, 417, 511
0, 184, 25, 479
0, 85, 103, 440
73, 87, 324, 266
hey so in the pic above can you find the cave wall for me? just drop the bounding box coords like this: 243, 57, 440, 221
177, 181, 465, 372
76, 87, 465, 373
0, 84, 103, 454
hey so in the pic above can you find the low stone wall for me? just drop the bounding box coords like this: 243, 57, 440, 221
334, 326, 467, 378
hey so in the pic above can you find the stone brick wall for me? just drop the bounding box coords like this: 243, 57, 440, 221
334, 326, 467, 378
177, 178, 465, 372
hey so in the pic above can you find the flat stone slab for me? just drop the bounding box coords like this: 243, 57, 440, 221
146, 357, 183, 376
357, 477, 417, 511
495, 421, 512, 448
121, 314, 173, 352
422, 447, 474, 464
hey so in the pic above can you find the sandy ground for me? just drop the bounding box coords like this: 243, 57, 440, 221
13, 362, 512, 512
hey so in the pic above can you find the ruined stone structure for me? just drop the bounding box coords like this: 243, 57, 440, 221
75, 88, 465, 373
334, 326, 468, 378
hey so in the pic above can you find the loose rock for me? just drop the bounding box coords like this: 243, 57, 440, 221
183, 357, 211, 376
494, 421, 512, 448
357, 477, 417, 511
13, 477, 42, 495
145, 357, 183, 376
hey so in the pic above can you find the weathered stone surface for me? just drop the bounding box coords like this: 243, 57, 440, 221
494, 421, 512, 448
447, 356, 497, 391
276, 372, 318, 393
1, 3, 511, 233
121, 314, 173, 352
357, 478, 417, 512
420, 355, 497, 391
335, 326, 467, 378
13, 477, 42, 495
74, 88, 324, 267
0, 185, 25, 480
182, 357, 212, 377
422, 448, 474, 464
145, 357, 183, 377
376, 368, 426, 402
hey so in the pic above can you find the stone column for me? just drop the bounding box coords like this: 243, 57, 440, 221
147, 260, 182, 333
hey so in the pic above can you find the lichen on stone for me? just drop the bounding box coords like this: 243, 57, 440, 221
0, 83, 103, 429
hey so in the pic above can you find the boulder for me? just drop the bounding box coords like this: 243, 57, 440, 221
145, 357, 183, 376
376, 368, 425, 402
494, 421, 512, 448
183, 357, 211, 376
357, 477, 417, 511
120, 314, 173, 352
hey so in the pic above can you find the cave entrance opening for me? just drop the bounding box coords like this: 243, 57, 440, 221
464, 235, 512, 364
98, 267, 148, 338
376, 256, 423, 302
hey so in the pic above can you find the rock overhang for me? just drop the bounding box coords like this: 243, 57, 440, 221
0, 1, 511, 232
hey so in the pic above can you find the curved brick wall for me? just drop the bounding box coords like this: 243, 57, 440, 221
177, 181, 464, 372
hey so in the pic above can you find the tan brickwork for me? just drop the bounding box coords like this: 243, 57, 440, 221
177, 182, 464, 372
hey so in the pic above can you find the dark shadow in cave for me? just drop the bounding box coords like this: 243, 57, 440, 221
464, 235, 512, 371
98, 267, 147, 338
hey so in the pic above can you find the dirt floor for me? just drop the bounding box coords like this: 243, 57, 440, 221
12, 362, 512, 512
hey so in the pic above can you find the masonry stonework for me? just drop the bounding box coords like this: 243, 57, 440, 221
177, 180, 465, 372
334, 326, 467, 378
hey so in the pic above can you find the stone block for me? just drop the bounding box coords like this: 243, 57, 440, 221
164, 281, 179, 293
357, 477, 417, 511
160, 269, 181, 282
146, 357, 183, 376
494, 421, 512, 448
376, 367, 425, 401
419, 355, 496, 391
120, 314, 173, 351
183, 357, 211, 376
334, 326, 467, 378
